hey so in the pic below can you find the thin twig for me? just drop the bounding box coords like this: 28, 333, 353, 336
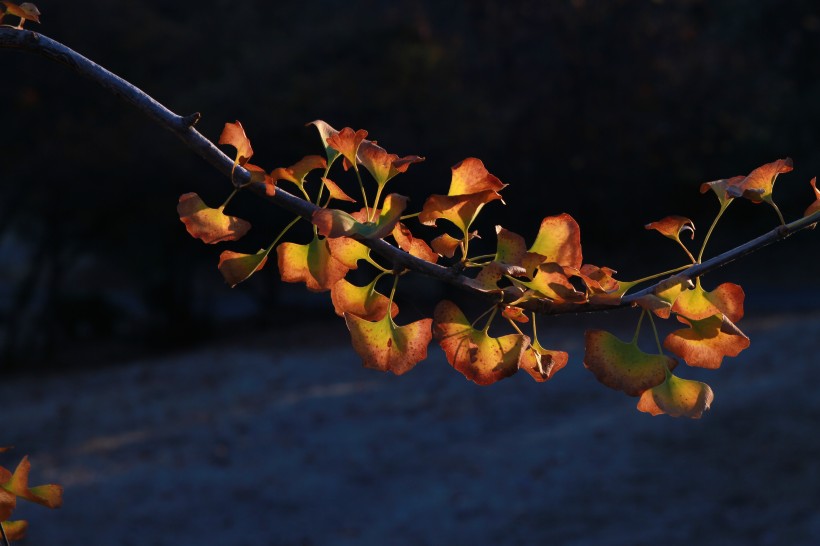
2, 27, 818, 317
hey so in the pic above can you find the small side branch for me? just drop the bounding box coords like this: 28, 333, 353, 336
2, 27, 817, 317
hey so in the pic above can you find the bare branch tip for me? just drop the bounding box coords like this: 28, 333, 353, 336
181, 112, 201, 127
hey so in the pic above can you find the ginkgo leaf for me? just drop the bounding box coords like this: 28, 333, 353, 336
637, 374, 714, 418
177, 193, 251, 244
0, 487, 15, 521
270, 155, 327, 191
664, 314, 750, 369
519, 339, 569, 382
321, 177, 356, 203
446, 157, 506, 196
392, 222, 437, 263
313, 194, 408, 240
645, 215, 695, 243
1, 456, 63, 509
1, 520, 27, 541
515, 263, 586, 303
583, 330, 677, 396
501, 305, 529, 323
244, 163, 274, 194
217, 249, 268, 288
326, 127, 368, 169
700, 176, 744, 207
433, 300, 529, 385
493, 226, 527, 266
577, 264, 620, 295
276, 235, 348, 292
0, 2, 40, 27
528, 213, 583, 269
357, 140, 424, 188
430, 233, 462, 258
805, 177, 820, 217
331, 278, 398, 321
345, 313, 433, 375
326, 236, 370, 269
307, 120, 341, 164
727, 158, 793, 204
218, 121, 253, 166
672, 282, 745, 323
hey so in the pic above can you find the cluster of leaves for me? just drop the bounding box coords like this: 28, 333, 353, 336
178, 121, 820, 420
0, 1, 39, 29
0, 448, 62, 542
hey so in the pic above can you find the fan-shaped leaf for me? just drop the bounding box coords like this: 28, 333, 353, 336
700, 176, 744, 207
271, 155, 327, 191
357, 140, 424, 187
313, 194, 408, 240
326, 237, 370, 269
519, 339, 568, 382
331, 278, 398, 321
430, 233, 461, 258
218, 121, 253, 166
1, 520, 27, 541
2, 457, 63, 509
805, 177, 820, 217
528, 213, 583, 269
321, 177, 356, 203
637, 374, 714, 418
326, 127, 368, 169
307, 120, 341, 164
727, 158, 793, 204
345, 313, 433, 375
664, 314, 750, 369
276, 235, 348, 292
0, 2, 40, 27
217, 249, 268, 288
392, 222, 437, 263
672, 282, 744, 322
177, 193, 250, 244
645, 215, 695, 243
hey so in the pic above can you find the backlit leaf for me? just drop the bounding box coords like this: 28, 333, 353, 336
345, 313, 433, 375
326, 127, 368, 169
664, 314, 750, 369
217, 249, 268, 288
446, 157, 506, 196
637, 374, 714, 418
276, 235, 348, 292
1, 520, 27, 541
672, 282, 745, 322
357, 140, 424, 187
271, 155, 327, 191
700, 176, 744, 207
392, 222, 438, 263
583, 330, 677, 396
1, 456, 63, 509
528, 213, 583, 269
326, 237, 370, 269
218, 121, 253, 166
433, 300, 528, 385
313, 194, 408, 240
321, 177, 356, 203
645, 215, 695, 243
430, 233, 461, 258
726, 158, 793, 204
519, 339, 569, 382
501, 305, 529, 323
516, 263, 586, 303
805, 177, 820, 217
331, 278, 398, 321
307, 120, 341, 164
0, 2, 40, 27
177, 192, 251, 244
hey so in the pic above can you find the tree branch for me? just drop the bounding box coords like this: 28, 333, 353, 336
2, 26, 818, 316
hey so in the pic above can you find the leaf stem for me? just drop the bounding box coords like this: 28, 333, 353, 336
371, 183, 386, 219
368, 270, 391, 295
354, 167, 371, 221
264, 215, 302, 254
631, 308, 646, 345
770, 200, 787, 226
483, 306, 499, 333
697, 201, 731, 263
627, 264, 692, 286
219, 188, 239, 210
646, 310, 663, 354
314, 158, 336, 206
400, 212, 421, 221
470, 304, 496, 330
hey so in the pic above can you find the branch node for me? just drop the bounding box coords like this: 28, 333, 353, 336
181, 112, 201, 127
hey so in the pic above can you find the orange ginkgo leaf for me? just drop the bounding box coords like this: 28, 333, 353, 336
0, 2, 40, 27
419, 158, 506, 235
727, 157, 794, 204
1, 520, 27, 541
501, 305, 529, 323
357, 140, 424, 188
519, 339, 569, 382
805, 177, 820, 217
664, 314, 750, 369
515, 262, 586, 303
430, 233, 462, 258
577, 264, 620, 295
1, 456, 63, 510
637, 373, 714, 418
700, 175, 744, 207
326, 236, 370, 270
672, 281, 745, 322
331, 278, 398, 321
217, 249, 268, 288
321, 177, 356, 203
276, 235, 348, 292
0, 488, 15, 521
583, 330, 677, 396
631, 276, 692, 319
345, 312, 433, 375
218, 121, 254, 166
270, 155, 327, 192
433, 300, 529, 385
326, 127, 368, 169
177, 192, 251, 244
528, 213, 583, 269
307, 120, 341, 163
392, 222, 437, 263
645, 215, 695, 244
313, 194, 408, 240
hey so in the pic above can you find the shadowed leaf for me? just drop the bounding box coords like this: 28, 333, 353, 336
700, 176, 744, 206
516, 263, 586, 303
177, 193, 251, 244
520, 339, 568, 382
0, 2, 40, 27
583, 330, 677, 396
345, 313, 433, 375
430, 233, 461, 258
434, 300, 528, 385
276, 235, 348, 292
331, 278, 398, 321
805, 177, 820, 217
392, 222, 437, 263
217, 249, 268, 288
637, 374, 714, 418
664, 315, 750, 369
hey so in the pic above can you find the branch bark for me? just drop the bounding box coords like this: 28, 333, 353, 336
2, 27, 818, 316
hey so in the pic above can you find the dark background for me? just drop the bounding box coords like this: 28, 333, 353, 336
2, 0, 819, 369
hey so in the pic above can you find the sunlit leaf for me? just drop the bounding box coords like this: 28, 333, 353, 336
326, 127, 368, 169
433, 300, 528, 385
0, 488, 15, 521
177, 192, 251, 244
645, 215, 695, 244
726, 158, 793, 204
578, 264, 619, 295
528, 213, 583, 269
357, 140, 424, 188
672, 282, 744, 322
218, 121, 253, 166
699, 176, 744, 207
501, 305, 529, 323
326, 236, 370, 269
519, 339, 568, 382
583, 330, 677, 396
271, 155, 327, 192
276, 235, 348, 292
307, 120, 341, 164
331, 278, 398, 321
345, 313, 433, 375
321, 177, 356, 203
515, 263, 586, 303
805, 177, 820, 217
1, 456, 63, 509
313, 194, 408, 240
664, 314, 750, 369
637, 374, 714, 418
446, 157, 506, 196
392, 222, 438, 263
430, 233, 461, 258
0, 2, 40, 27
0, 520, 27, 541
217, 249, 268, 288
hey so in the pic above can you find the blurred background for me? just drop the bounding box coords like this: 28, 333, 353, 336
1, 0, 819, 367
3, 1, 820, 545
